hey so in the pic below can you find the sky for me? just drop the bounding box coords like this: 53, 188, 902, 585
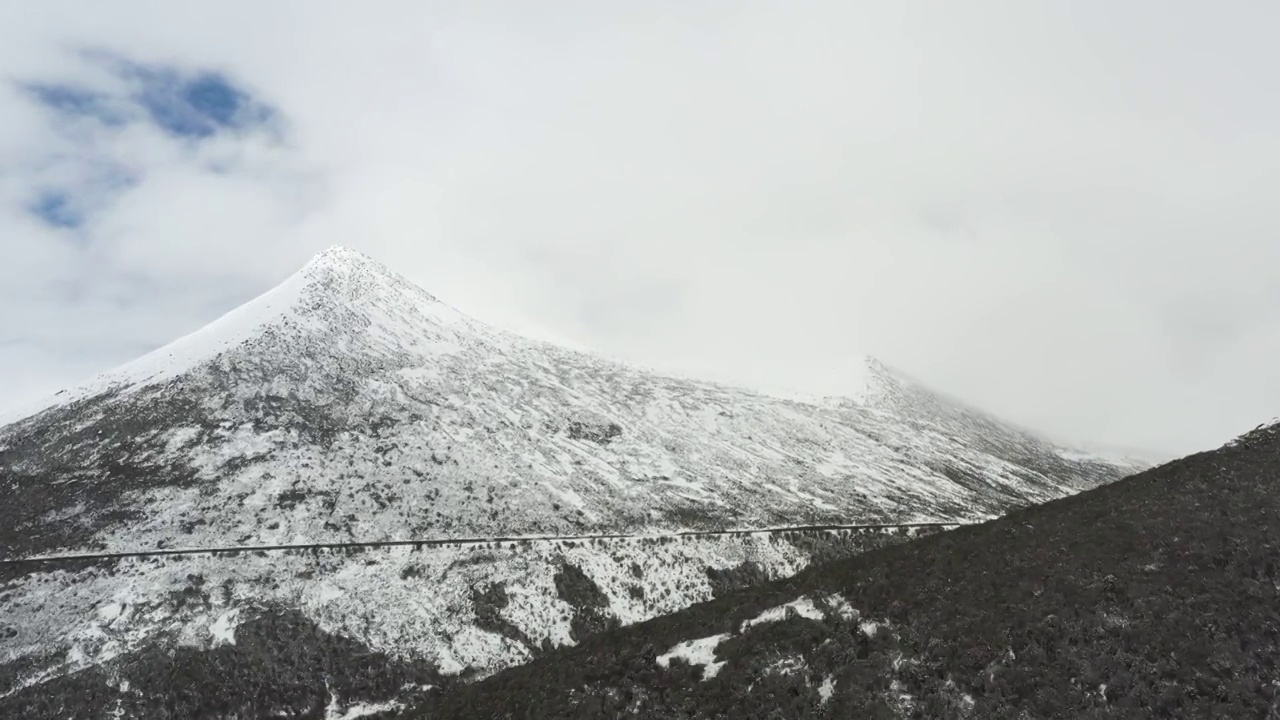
1, 2, 1277, 457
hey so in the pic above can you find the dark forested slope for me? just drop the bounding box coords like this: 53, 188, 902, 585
420, 422, 1280, 719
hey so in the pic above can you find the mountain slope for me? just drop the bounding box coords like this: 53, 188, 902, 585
0, 527, 951, 717
419, 423, 1280, 719
0, 247, 1138, 558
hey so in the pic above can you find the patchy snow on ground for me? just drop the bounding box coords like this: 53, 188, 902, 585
1, 530, 855, 692
208, 609, 240, 647
765, 654, 808, 677
740, 596, 825, 632
818, 675, 836, 705
325, 688, 403, 720
823, 593, 860, 621
656, 634, 730, 679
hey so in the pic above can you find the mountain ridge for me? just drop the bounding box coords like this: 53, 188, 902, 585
0, 246, 1140, 560
0, 245, 889, 425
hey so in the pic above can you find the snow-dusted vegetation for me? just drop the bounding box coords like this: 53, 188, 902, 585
0, 526, 938, 705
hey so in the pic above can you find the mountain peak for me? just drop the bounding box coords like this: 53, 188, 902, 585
297, 245, 396, 288
315, 243, 359, 257
293, 245, 448, 312
304, 244, 377, 271
0, 247, 487, 426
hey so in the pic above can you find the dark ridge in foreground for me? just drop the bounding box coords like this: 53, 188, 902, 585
415, 426, 1280, 718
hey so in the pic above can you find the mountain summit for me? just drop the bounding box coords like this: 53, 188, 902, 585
1, 247, 1139, 557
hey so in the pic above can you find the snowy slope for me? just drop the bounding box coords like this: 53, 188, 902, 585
0, 247, 1141, 558
1, 527, 947, 703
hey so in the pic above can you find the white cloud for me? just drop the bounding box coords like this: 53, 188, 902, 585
1, 1, 1278, 456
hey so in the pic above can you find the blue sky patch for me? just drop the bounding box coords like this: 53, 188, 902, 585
17, 52, 281, 230
23, 53, 276, 140
22, 163, 138, 231
27, 190, 82, 229
131, 67, 269, 138
23, 83, 127, 126
184, 73, 245, 126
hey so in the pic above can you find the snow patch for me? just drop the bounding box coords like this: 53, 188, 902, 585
818, 675, 836, 704
766, 654, 808, 676
888, 679, 915, 715
66, 645, 86, 665
96, 603, 125, 624
164, 426, 202, 453
209, 609, 240, 647
823, 594, 860, 620
327, 697, 404, 720
539, 481, 597, 522
741, 596, 825, 632
656, 634, 730, 680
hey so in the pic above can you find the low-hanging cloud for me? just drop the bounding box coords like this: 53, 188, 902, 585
1, 1, 1278, 458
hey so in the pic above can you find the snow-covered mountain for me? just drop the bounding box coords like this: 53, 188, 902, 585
0, 247, 1151, 713
0, 246, 1140, 558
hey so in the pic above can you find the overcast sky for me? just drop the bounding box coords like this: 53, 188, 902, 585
1, 2, 1277, 457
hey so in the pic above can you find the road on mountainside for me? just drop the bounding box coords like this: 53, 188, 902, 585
0, 521, 966, 567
